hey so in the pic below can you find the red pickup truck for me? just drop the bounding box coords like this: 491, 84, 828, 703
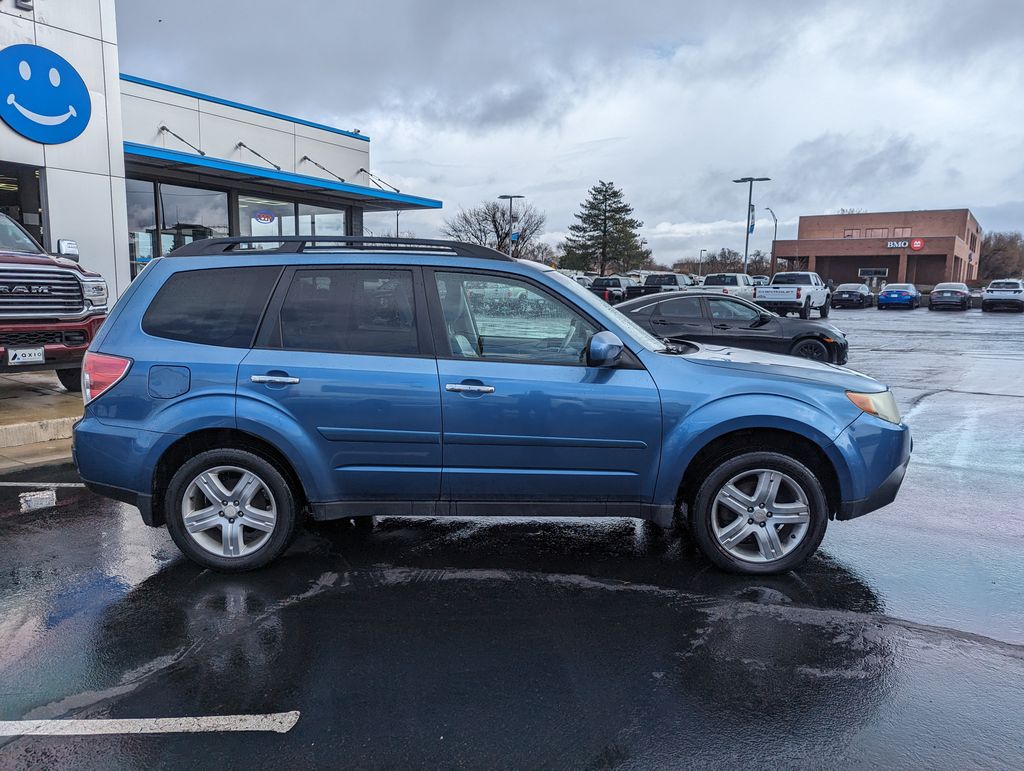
0, 213, 108, 392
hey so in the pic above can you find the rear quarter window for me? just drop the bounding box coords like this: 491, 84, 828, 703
143, 266, 281, 347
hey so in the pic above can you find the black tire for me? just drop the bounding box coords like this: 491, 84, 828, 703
798, 300, 810, 320
982, 304, 991, 313
928, 303, 935, 311
819, 299, 830, 318
790, 338, 830, 362
165, 448, 299, 572
55, 367, 82, 392
690, 450, 828, 574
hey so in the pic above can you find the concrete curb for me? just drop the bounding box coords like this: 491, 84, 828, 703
0, 417, 78, 450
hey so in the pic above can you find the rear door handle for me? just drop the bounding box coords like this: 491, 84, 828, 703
251, 374, 301, 385
445, 383, 495, 394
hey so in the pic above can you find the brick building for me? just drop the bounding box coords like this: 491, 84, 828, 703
772, 209, 982, 287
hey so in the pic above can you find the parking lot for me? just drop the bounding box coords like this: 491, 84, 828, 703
1, 306, 1022, 768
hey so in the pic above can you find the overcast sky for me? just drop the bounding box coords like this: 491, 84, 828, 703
116, 0, 1024, 264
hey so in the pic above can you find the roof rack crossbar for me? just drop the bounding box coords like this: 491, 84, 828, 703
168, 236, 514, 261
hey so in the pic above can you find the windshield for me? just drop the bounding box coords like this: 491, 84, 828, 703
592, 277, 620, 288
989, 281, 1021, 289
0, 214, 44, 254
545, 269, 665, 352
703, 275, 737, 286
771, 273, 812, 285
837, 284, 862, 291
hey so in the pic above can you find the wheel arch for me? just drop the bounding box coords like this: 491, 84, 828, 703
674, 427, 843, 521
151, 428, 309, 527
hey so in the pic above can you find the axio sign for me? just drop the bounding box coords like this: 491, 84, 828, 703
0, 44, 91, 144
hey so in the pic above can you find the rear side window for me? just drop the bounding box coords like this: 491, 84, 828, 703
272, 268, 419, 355
143, 266, 280, 347
703, 275, 737, 286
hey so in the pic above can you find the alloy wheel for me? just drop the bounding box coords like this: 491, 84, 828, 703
181, 466, 278, 558
711, 468, 811, 563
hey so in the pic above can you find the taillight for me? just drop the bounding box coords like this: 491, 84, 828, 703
796, 288, 802, 299
753, 287, 758, 298
83, 351, 131, 405
723, 288, 729, 294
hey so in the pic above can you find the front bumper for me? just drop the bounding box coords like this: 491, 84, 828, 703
836, 417, 912, 520
0, 316, 104, 374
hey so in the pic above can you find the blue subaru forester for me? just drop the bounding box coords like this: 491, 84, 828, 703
73, 237, 911, 575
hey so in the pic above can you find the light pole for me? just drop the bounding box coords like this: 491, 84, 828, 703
733, 176, 770, 273
765, 206, 778, 273
699, 248, 707, 276
497, 194, 525, 256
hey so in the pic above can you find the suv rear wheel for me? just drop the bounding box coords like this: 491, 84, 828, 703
689, 451, 828, 574
165, 449, 298, 571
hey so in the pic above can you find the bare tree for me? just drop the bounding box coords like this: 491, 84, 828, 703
441, 200, 546, 258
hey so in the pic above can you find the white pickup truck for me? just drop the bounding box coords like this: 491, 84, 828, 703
697, 273, 756, 300
753, 271, 832, 318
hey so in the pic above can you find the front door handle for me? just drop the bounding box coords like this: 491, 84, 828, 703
445, 383, 495, 394
714, 324, 731, 330
251, 374, 301, 385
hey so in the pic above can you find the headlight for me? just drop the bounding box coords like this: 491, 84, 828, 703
846, 389, 901, 424
81, 279, 108, 306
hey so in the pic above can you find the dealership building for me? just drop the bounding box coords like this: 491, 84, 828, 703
772, 209, 982, 287
0, 1, 442, 297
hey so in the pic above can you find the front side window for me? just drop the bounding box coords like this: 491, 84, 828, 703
274, 269, 418, 355
434, 272, 598, 364
143, 267, 280, 347
708, 298, 760, 321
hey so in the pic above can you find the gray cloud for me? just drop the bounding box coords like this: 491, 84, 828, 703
116, 0, 1024, 262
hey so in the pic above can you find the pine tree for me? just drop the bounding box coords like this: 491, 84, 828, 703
561, 181, 649, 275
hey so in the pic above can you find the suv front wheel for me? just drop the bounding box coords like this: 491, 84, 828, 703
165, 449, 298, 571
689, 451, 828, 574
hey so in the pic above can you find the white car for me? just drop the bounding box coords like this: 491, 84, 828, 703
981, 279, 1024, 312
753, 271, 832, 319
697, 273, 755, 300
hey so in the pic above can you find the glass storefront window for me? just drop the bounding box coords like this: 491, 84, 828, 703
159, 183, 228, 255
126, 178, 157, 277
298, 203, 346, 237
238, 195, 297, 244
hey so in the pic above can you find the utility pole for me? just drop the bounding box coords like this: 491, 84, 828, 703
733, 177, 770, 273
497, 194, 525, 257
765, 206, 778, 273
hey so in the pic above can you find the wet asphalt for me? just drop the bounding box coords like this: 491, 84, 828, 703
1, 306, 1022, 769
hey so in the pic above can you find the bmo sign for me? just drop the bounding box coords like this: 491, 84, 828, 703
887, 238, 926, 250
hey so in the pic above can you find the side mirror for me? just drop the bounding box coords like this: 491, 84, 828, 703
586, 331, 624, 368
754, 311, 772, 326
57, 239, 80, 262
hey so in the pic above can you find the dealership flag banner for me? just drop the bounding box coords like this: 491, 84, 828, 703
748, 204, 756, 234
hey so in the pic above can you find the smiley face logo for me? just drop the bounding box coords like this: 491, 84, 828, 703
0, 44, 91, 144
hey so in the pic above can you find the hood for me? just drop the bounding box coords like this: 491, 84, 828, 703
0, 250, 99, 277
685, 343, 883, 392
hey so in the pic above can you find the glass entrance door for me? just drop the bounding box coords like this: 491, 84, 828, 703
0, 160, 43, 244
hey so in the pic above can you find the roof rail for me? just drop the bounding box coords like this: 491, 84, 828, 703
167, 236, 514, 261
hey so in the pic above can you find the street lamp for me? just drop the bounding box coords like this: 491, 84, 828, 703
765, 206, 778, 272
699, 248, 708, 277
497, 194, 525, 256
733, 176, 770, 273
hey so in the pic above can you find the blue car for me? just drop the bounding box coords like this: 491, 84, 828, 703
877, 283, 922, 309
73, 237, 911, 575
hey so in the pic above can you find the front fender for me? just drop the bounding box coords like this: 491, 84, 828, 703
653, 393, 855, 505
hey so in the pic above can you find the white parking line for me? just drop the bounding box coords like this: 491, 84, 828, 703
0, 711, 300, 735
0, 482, 85, 488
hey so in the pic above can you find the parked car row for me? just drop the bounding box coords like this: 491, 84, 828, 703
830, 279, 1023, 312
